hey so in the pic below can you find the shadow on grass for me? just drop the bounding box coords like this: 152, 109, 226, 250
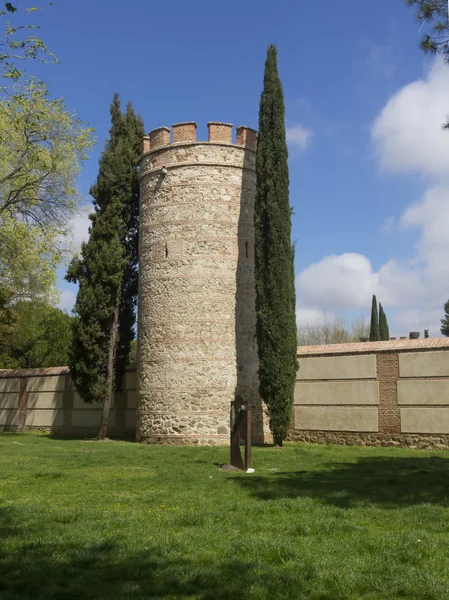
232, 456, 449, 508
0, 506, 268, 600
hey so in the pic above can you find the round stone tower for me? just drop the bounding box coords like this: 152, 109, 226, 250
137, 121, 261, 444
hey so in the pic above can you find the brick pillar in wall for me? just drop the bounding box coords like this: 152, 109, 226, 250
17, 378, 28, 431
376, 352, 401, 433
62, 373, 73, 428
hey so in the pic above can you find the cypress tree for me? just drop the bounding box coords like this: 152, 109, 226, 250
254, 45, 298, 447
424, 329, 429, 338
441, 300, 449, 337
66, 94, 144, 439
379, 302, 390, 341
369, 295, 381, 341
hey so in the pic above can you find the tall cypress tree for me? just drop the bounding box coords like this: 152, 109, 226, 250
441, 300, 449, 337
379, 302, 390, 341
254, 45, 298, 447
369, 295, 381, 341
66, 94, 144, 439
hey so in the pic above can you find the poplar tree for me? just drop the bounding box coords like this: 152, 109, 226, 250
66, 94, 143, 439
254, 45, 298, 447
379, 303, 390, 341
369, 295, 381, 341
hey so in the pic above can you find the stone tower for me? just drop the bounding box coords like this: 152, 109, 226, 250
137, 121, 261, 444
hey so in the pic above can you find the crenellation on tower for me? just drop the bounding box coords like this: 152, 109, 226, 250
207, 122, 233, 144
140, 135, 150, 155
149, 126, 170, 150
236, 126, 257, 151
172, 121, 197, 144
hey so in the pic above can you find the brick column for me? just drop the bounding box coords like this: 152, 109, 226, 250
376, 352, 401, 433
62, 374, 73, 428
17, 378, 28, 431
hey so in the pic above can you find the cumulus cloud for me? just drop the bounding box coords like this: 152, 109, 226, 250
57, 289, 76, 313
70, 205, 92, 251
372, 60, 449, 177
296, 59, 449, 335
286, 123, 313, 151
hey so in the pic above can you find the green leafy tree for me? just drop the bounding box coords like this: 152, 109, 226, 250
424, 329, 429, 338
0, 285, 16, 347
379, 302, 390, 341
1, 1, 56, 83
441, 300, 449, 336
369, 295, 381, 341
254, 45, 298, 447
0, 301, 72, 368
0, 79, 94, 303
66, 94, 143, 440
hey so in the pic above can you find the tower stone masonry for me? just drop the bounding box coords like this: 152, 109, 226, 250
137, 121, 263, 444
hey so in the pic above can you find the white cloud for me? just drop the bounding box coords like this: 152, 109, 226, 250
70, 205, 92, 251
286, 123, 313, 151
296, 253, 378, 310
57, 289, 76, 313
372, 60, 449, 177
295, 59, 449, 336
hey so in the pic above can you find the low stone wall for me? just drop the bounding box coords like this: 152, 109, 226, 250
0, 366, 137, 437
289, 338, 449, 449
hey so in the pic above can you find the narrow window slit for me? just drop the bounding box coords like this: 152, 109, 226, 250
245, 242, 248, 258
165, 243, 168, 258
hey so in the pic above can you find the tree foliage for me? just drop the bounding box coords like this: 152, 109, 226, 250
379, 302, 390, 341
405, 1, 449, 60
424, 328, 430, 338
66, 94, 143, 440
441, 300, 449, 336
1, 1, 56, 83
0, 79, 94, 303
0, 300, 72, 368
297, 317, 369, 346
255, 45, 298, 447
369, 295, 381, 342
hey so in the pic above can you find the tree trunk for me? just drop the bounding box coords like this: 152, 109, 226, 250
273, 435, 283, 447
98, 304, 119, 440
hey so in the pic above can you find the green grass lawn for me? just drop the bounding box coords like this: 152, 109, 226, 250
2, 433, 449, 599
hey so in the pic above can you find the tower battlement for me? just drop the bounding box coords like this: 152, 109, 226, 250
140, 122, 257, 154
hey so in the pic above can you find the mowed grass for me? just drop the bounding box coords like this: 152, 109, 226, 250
2, 434, 449, 599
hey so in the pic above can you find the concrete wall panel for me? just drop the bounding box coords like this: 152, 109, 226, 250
401, 408, 449, 433
0, 409, 19, 426
399, 351, 449, 378
298, 355, 376, 380
294, 406, 378, 432
0, 378, 20, 393
27, 392, 64, 409
0, 393, 19, 409
398, 380, 449, 405
295, 381, 379, 405
25, 409, 64, 427
27, 376, 66, 392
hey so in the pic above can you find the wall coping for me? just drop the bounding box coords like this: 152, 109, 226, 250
297, 338, 449, 356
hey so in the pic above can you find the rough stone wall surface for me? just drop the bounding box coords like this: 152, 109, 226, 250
138, 137, 260, 445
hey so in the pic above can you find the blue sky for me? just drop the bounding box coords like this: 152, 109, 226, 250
26, 0, 449, 336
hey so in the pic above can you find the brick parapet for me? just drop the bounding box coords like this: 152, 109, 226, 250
141, 122, 257, 157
